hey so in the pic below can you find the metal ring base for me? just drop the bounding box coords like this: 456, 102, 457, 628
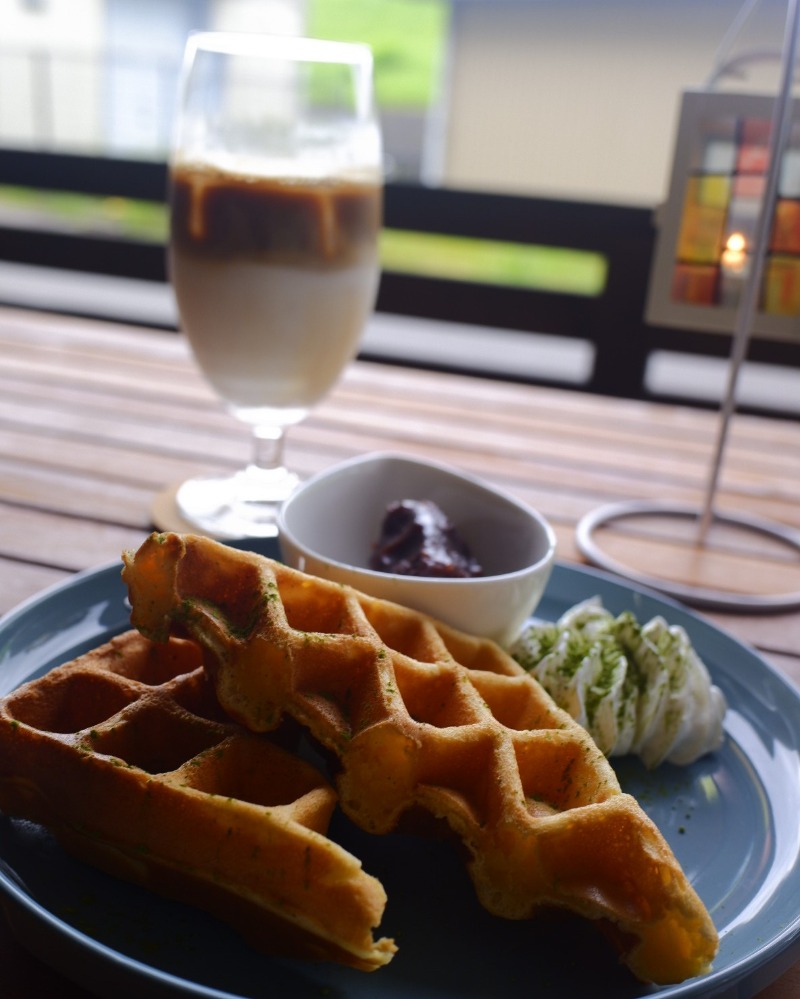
576, 500, 800, 613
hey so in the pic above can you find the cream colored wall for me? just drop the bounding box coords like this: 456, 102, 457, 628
436, 0, 791, 206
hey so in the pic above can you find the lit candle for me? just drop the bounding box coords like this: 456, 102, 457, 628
721, 231, 747, 273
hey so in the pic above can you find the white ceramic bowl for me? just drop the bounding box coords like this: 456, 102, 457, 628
278, 452, 556, 647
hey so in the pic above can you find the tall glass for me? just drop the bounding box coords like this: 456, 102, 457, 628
168, 32, 382, 538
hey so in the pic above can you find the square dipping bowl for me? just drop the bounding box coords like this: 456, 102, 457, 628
278, 452, 556, 647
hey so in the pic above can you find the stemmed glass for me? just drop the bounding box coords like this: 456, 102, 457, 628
168, 32, 382, 538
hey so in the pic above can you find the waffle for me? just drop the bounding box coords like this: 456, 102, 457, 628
123, 532, 718, 984
0, 629, 396, 971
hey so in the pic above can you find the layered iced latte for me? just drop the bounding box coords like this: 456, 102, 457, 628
169, 164, 381, 421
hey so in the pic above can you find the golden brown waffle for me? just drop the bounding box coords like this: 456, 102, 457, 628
0, 629, 396, 971
123, 532, 719, 985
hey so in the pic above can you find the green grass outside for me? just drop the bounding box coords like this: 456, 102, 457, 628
0, 185, 168, 242
307, 0, 449, 107
0, 184, 605, 297
381, 229, 606, 295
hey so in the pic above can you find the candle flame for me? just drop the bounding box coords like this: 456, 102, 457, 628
726, 232, 747, 254
721, 231, 747, 273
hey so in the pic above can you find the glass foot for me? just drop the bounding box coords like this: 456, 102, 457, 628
175, 466, 300, 539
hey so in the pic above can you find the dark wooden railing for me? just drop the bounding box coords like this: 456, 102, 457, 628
2, 147, 798, 406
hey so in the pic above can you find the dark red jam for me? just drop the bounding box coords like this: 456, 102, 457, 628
370, 500, 483, 578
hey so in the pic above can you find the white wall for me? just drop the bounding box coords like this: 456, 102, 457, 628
0, 0, 104, 47
437, 0, 792, 206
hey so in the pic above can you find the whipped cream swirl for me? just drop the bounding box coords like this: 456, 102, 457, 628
510, 598, 727, 769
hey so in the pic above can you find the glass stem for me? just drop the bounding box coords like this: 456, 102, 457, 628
239, 425, 298, 507
250, 424, 286, 476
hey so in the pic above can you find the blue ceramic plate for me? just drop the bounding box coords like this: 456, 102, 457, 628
1, 540, 799, 999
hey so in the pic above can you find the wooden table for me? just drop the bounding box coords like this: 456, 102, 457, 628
1, 305, 798, 997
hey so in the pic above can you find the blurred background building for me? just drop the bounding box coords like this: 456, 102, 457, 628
1, 0, 797, 413
0, 0, 793, 204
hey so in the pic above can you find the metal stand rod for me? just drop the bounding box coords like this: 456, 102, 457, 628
699, 0, 800, 540
576, 0, 800, 611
